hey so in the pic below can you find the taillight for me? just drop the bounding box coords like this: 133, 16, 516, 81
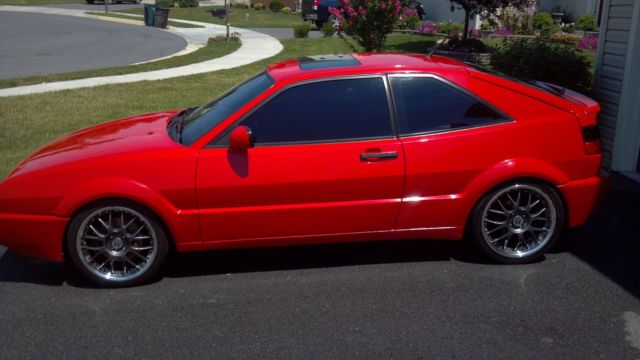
582, 125, 601, 155
312, 0, 319, 9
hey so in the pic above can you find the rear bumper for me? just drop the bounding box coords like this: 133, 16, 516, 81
558, 170, 610, 227
0, 213, 67, 261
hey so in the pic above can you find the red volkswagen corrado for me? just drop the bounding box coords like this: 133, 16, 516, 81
0, 54, 608, 287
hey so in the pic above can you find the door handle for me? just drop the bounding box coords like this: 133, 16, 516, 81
360, 151, 398, 161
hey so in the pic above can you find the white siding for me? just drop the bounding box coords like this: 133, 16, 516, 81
536, 0, 598, 17
422, 1, 467, 22
594, 0, 634, 167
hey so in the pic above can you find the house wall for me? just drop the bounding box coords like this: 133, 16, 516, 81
594, 0, 640, 171
422, 1, 467, 22
536, 0, 599, 19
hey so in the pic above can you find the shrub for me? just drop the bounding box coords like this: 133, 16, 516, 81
178, 0, 200, 7
329, 0, 405, 52
396, 7, 420, 30
269, 0, 283, 12
321, 21, 336, 37
494, 28, 514, 36
281, 6, 291, 14
416, 21, 439, 34
438, 37, 488, 53
549, 31, 581, 45
532, 12, 555, 37
254, 2, 264, 10
157, 0, 198, 7
576, 14, 597, 31
491, 38, 592, 94
578, 34, 598, 51
293, 23, 311, 38
438, 21, 464, 35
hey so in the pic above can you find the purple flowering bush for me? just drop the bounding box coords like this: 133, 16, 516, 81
494, 28, 514, 36
416, 21, 439, 34
577, 34, 598, 51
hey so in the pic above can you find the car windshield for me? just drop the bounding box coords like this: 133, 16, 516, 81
179, 72, 275, 146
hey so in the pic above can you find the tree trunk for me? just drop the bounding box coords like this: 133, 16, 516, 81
462, 7, 470, 42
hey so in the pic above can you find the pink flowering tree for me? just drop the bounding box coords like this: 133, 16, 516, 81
329, 0, 404, 52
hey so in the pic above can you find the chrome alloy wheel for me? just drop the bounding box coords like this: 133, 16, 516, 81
75, 206, 158, 282
481, 184, 557, 259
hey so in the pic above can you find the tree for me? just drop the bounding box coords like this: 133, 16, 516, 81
329, 0, 404, 52
449, 0, 531, 41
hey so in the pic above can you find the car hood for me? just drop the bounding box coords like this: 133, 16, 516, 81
6, 110, 181, 179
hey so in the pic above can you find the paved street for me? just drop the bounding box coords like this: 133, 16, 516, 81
0, 11, 186, 79
0, 175, 638, 359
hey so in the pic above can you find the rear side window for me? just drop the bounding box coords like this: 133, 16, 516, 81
240, 77, 392, 144
389, 76, 507, 135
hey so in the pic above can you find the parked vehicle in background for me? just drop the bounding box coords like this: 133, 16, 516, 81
301, 0, 341, 28
0, 53, 609, 287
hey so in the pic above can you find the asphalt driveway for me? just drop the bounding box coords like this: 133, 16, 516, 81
0, 11, 186, 80
0, 175, 638, 359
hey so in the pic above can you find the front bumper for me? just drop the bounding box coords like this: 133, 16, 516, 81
0, 213, 67, 261
558, 170, 611, 227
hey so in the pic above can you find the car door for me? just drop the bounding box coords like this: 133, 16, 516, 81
196, 76, 405, 243
387, 74, 512, 231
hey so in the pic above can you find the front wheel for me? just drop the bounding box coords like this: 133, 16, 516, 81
66, 201, 169, 287
470, 182, 565, 264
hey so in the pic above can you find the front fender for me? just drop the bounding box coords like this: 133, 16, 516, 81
55, 177, 201, 247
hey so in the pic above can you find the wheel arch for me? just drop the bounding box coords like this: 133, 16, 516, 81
460, 159, 570, 235
56, 178, 184, 255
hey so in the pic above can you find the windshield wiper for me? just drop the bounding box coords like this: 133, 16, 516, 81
169, 107, 197, 143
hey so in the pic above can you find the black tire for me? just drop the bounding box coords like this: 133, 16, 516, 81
470, 182, 565, 264
315, 20, 325, 28
86, 0, 95, 4
66, 200, 169, 287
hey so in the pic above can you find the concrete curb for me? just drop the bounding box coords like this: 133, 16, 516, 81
0, 5, 283, 97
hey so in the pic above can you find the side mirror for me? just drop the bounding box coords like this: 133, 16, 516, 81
229, 126, 255, 152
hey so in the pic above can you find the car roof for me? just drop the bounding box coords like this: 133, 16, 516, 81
265, 53, 468, 82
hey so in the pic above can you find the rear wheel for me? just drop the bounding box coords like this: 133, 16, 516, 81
315, 20, 324, 28
470, 182, 565, 264
66, 201, 169, 287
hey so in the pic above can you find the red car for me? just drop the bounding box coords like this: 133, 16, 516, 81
0, 54, 608, 287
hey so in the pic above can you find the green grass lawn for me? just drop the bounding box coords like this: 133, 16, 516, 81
86, 11, 205, 28
116, 6, 305, 28
0, 41, 240, 89
0, 37, 350, 178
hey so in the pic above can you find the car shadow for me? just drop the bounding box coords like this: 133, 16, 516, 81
550, 173, 640, 299
1, 174, 636, 291
162, 238, 486, 279
0, 238, 488, 288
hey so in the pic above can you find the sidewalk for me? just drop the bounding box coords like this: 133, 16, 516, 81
0, 5, 282, 97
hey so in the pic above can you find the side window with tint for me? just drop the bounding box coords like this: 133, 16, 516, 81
390, 76, 507, 135
239, 77, 392, 144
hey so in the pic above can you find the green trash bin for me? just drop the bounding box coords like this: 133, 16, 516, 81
144, 4, 157, 27
154, 7, 170, 29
